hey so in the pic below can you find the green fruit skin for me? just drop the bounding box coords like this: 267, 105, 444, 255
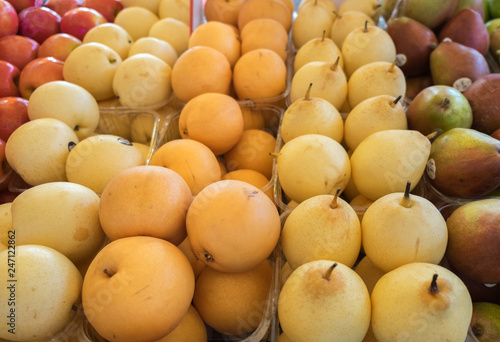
471, 302, 500, 341
406, 85, 473, 136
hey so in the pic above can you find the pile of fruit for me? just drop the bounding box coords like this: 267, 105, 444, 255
0, 0, 499, 341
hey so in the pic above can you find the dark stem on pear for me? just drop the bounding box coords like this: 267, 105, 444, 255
103, 268, 115, 277
323, 263, 338, 281
440, 97, 451, 109
401, 181, 412, 208
332, 11, 341, 19
330, 187, 342, 209
364, 20, 369, 32
331, 56, 340, 71
426, 129, 442, 143
304, 83, 313, 101
321, 30, 326, 42
429, 273, 440, 295
391, 95, 403, 107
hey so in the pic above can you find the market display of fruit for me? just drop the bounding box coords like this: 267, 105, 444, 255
0, 0, 499, 341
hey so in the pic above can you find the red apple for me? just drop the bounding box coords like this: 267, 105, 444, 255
6, 0, 44, 13
18, 5, 62, 44
38, 32, 81, 61
18, 56, 64, 99
60, 7, 107, 40
0, 34, 39, 70
0, 60, 20, 98
0, 0, 19, 37
43, 0, 81, 17
80, 0, 123, 23
0, 97, 29, 142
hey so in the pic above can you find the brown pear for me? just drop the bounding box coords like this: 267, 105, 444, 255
438, 9, 490, 55
386, 15, 438, 77
429, 39, 490, 87
463, 73, 500, 135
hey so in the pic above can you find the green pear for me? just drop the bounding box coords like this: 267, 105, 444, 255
445, 198, 500, 284
361, 182, 448, 273
406, 85, 473, 136
453, 0, 486, 19
471, 302, 500, 342
489, 27, 500, 56
371, 262, 473, 342
350, 129, 431, 201
426, 127, 500, 199
400, 0, 459, 30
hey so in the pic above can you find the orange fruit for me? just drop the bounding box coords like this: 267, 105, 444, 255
237, 0, 293, 32
149, 138, 221, 196
224, 128, 277, 179
186, 179, 280, 273
240, 18, 289, 62
188, 20, 241, 68
98, 165, 192, 245
157, 305, 208, 342
240, 105, 266, 130
232, 48, 287, 101
222, 168, 273, 202
192, 260, 273, 336
178, 92, 244, 156
204, 0, 245, 27
171, 46, 232, 103
177, 236, 206, 280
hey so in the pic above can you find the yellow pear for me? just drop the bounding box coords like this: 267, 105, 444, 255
330, 10, 376, 50
347, 61, 406, 109
275, 133, 351, 204
371, 262, 473, 342
292, 1, 333, 49
361, 182, 448, 273
281, 83, 344, 144
294, 31, 344, 72
344, 94, 408, 151
297, 0, 337, 19
289, 58, 347, 110
342, 21, 396, 77
338, 0, 382, 19
349, 129, 431, 201
281, 190, 362, 270
278, 260, 371, 342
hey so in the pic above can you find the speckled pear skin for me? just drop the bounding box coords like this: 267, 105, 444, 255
427, 127, 500, 198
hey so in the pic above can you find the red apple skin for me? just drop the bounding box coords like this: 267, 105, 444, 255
0, 34, 39, 70
80, 0, 123, 23
0, 0, 19, 37
38, 32, 81, 61
18, 6, 62, 44
18, 56, 64, 99
0, 97, 29, 142
60, 7, 107, 40
6, 0, 44, 13
43, 0, 81, 17
0, 61, 20, 98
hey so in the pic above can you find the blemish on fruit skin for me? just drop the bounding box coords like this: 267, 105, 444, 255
73, 227, 89, 241
244, 189, 259, 198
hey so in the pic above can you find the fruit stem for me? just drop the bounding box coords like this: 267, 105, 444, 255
426, 129, 442, 143
323, 263, 338, 281
269, 152, 280, 157
440, 97, 450, 109
331, 56, 340, 71
321, 30, 326, 42
429, 273, 440, 295
400, 181, 412, 208
391, 95, 403, 107
364, 20, 369, 32
332, 11, 341, 19
305, 83, 313, 101
103, 268, 115, 277
388, 60, 397, 73
204, 252, 214, 263
330, 187, 342, 209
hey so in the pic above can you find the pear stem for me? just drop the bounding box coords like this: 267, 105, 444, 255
330, 56, 340, 71
103, 268, 115, 277
332, 11, 341, 19
388, 60, 397, 73
364, 20, 369, 32
391, 95, 403, 107
304, 83, 313, 101
269, 152, 280, 157
429, 273, 440, 295
400, 181, 412, 208
426, 129, 442, 143
440, 97, 450, 109
321, 30, 326, 42
323, 263, 338, 281
330, 187, 342, 209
